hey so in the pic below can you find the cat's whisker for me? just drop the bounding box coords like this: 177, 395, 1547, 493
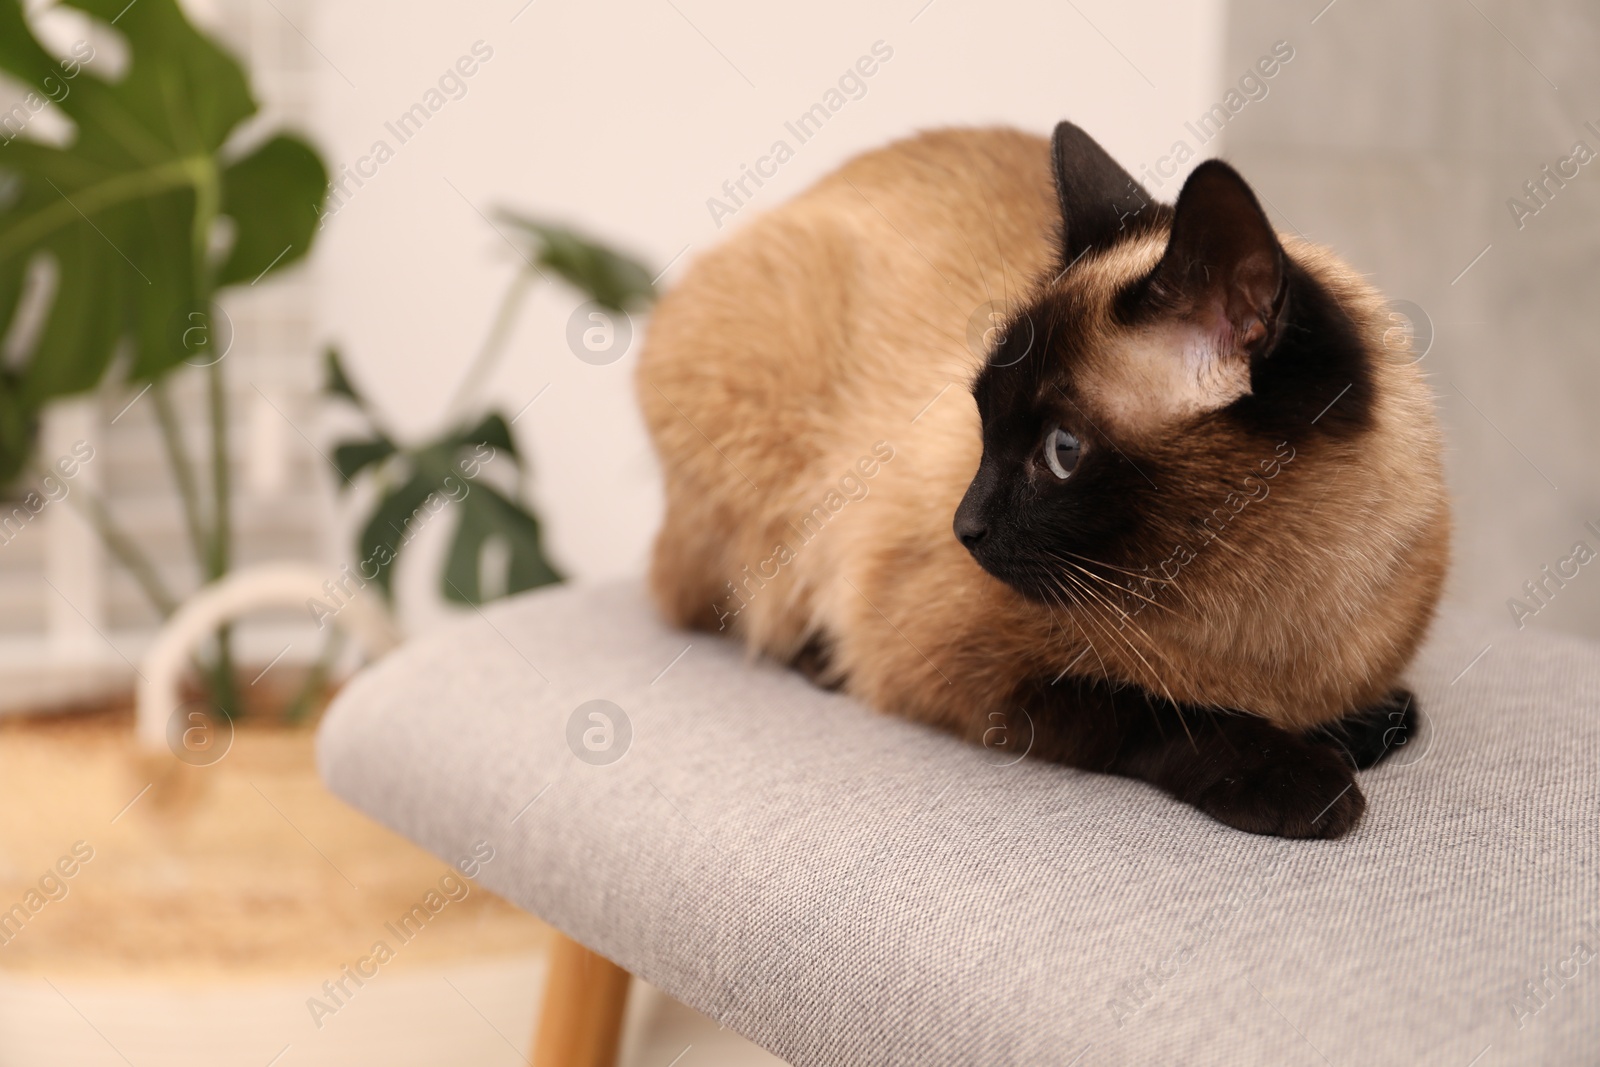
1199, 532, 1247, 559
1034, 570, 1112, 681
1058, 588, 1195, 754
1050, 563, 1155, 641
1060, 551, 1185, 596
1052, 574, 1127, 680
1050, 569, 1187, 727
1060, 571, 1191, 703
1070, 589, 1196, 751
1037, 579, 1106, 676
1060, 550, 1197, 616
1043, 551, 1173, 614
1040, 585, 1094, 668
1032, 582, 1073, 654
1062, 554, 1178, 586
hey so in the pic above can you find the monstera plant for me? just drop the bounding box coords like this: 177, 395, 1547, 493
0, 0, 326, 712
1, 0, 658, 718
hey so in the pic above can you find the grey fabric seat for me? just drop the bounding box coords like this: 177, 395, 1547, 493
317, 582, 1599, 1066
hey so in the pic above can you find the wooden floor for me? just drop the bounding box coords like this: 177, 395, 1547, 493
0, 701, 789, 1065
0, 706, 546, 977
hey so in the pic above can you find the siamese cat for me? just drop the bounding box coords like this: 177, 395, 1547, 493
637, 122, 1449, 839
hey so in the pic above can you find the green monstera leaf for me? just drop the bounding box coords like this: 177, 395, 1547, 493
436, 413, 561, 604
497, 211, 655, 312
0, 0, 327, 484
326, 351, 563, 605
348, 423, 563, 605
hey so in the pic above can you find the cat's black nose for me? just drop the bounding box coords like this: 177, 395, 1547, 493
954, 515, 987, 548
954, 463, 998, 550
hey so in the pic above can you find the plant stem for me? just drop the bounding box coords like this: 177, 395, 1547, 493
182, 145, 238, 714
159, 369, 231, 712
443, 267, 536, 421
283, 627, 346, 725
205, 354, 236, 716
52, 469, 180, 618
152, 378, 210, 570
205, 360, 231, 579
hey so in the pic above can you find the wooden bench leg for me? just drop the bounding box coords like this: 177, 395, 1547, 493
532, 933, 633, 1067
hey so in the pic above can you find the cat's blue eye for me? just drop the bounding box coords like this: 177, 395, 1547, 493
1045, 425, 1081, 480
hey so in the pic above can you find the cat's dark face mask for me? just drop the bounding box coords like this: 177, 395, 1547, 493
955, 301, 1155, 603
955, 121, 1368, 608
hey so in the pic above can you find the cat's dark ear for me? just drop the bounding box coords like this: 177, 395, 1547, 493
1143, 160, 1286, 362
1051, 121, 1157, 269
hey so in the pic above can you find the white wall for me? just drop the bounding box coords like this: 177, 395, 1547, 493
310, 0, 1226, 631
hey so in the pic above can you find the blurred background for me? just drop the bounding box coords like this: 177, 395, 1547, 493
0, 0, 1593, 1063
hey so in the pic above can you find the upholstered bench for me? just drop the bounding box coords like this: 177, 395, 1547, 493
317, 582, 1599, 1066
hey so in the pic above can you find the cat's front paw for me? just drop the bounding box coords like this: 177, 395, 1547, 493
1194, 743, 1365, 839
